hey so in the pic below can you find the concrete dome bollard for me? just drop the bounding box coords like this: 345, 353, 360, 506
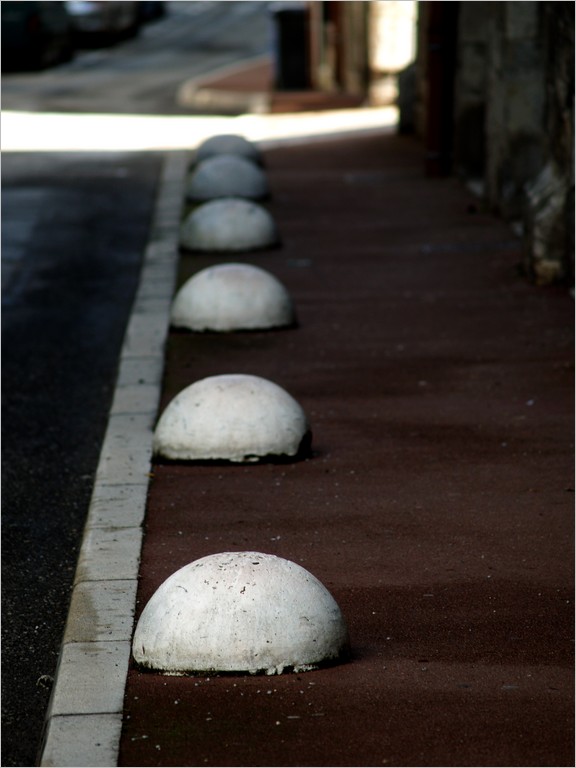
180, 198, 279, 252
195, 133, 262, 165
153, 374, 310, 462
171, 263, 296, 332
132, 551, 350, 675
186, 155, 269, 202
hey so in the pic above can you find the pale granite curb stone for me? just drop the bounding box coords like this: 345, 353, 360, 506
39, 151, 190, 767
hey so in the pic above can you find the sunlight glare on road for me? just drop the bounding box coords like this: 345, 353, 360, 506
0, 106, 398, 153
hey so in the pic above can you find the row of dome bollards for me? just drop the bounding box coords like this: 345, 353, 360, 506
132, 134, 350, 676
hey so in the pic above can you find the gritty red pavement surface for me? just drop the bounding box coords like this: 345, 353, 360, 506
119, 132, 574, 767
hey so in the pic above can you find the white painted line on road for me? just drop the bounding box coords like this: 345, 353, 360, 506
39, 149, 189, 768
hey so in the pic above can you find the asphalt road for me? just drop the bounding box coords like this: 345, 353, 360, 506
1, 5, 272, 766
1, 151, 162, 767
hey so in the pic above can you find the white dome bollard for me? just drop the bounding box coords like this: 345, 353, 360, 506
171, 263, 296, 332
186, 155, 269, 202
180, 198, 279, 252
132, 551, 350, 675
153, 374, 310, 462
195, 134, 262, 165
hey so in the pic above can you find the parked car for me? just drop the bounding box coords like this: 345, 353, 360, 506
137, 2, 166, 24
1, 1, 75, 70
65, 1, 140, 42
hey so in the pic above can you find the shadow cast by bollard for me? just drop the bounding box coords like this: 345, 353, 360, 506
152, 430, 314, 467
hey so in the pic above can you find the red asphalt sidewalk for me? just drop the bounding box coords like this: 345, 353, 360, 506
118, 65, 573, 767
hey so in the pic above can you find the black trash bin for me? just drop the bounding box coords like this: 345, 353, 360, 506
271, 2, 310, 90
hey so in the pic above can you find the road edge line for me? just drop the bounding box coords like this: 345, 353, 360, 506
38, 150, 189, 768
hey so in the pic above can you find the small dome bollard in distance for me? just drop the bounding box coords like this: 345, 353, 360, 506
170, 263, 296, 332
186, 155, 269, 202
180, 198, 280, 252
153, 374, 310, 462
195, 133, 262, 165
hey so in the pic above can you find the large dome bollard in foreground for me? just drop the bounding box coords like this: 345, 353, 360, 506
171, 263, 296, 332
132, 551, 350, 675
180, 198, 279, 252
195, 133, 262, 165
153, 374, 310, 462
186, 155, 269, 202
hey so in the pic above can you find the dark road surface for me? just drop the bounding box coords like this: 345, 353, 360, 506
1, 151, 162, 767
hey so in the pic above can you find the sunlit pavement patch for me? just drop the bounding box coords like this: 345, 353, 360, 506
1, 106, 398, 153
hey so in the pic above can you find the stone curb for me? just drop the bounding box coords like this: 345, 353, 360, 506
38, 150, 190, 768
176, 55, 271, 114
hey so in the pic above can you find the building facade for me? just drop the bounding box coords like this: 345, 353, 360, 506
304, 1, 574, 287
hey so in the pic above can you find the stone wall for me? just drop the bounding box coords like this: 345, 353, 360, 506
413, 1, 574, 286
453, 2, 491, 178
452, 1, 574, 285
307, 2, 369, 95
523, 2, 574, 285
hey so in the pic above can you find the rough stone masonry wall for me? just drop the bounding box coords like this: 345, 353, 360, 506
454, 1, 574, 286
453, 2, 491, 179
484, 3, 546, 221
523, 2, 575, 285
